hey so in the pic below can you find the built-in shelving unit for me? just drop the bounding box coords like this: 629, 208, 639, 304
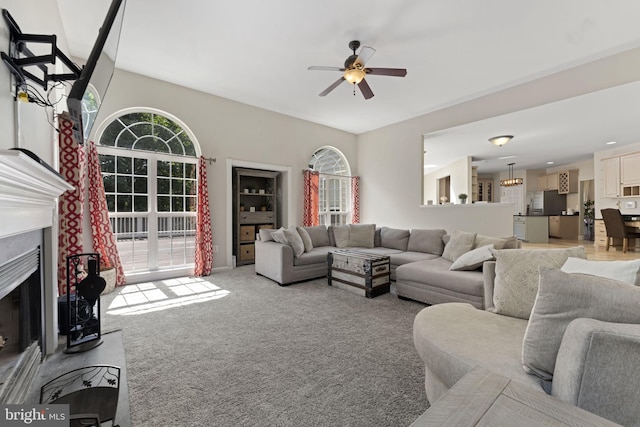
233, 168, 279, 266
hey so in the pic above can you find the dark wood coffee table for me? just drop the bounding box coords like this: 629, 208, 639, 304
327, 249, 390, 298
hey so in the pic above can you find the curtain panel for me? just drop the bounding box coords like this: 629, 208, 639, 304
194, 156, 213, 276
303, 170, 320, 226
86, 141, 127, 287
351, 175, 360, 224
57, 114, 86, 295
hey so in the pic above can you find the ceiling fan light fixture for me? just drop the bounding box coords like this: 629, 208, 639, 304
344, 68, 366, 84
489, 135, 514, 147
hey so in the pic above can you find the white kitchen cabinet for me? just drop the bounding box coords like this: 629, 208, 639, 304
602, 156, 621, 198
621, 152, 640, 186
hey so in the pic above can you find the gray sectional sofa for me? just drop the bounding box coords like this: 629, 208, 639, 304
254, 224, 519, 308
413, 246, 640, 426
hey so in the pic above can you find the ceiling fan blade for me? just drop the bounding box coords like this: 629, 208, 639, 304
308, 66, 345, 72
358, 78, 374, 100
366, 67, 407, 77
319, 77, 345, 97
356, 46, 376, 66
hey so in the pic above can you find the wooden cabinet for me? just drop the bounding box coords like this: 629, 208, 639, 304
233, 168, 279, 265
558, 170, 578, 194
621, 152, 640, 185
594, 219, 607, 248
477, 178, 493, 202
471, 166, 478, 202
602, 156, 621, 198
537, 173, 559, 191
548, 215, 580, 239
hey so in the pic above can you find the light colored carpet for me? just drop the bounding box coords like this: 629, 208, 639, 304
101, 266, 428, 426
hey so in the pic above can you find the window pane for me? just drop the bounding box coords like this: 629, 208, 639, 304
116, 129, 135, 149
185, 179, 196, 196
168, 139, 184, 155
99, 154, 115, 173
157, 196, 170, 212
134, 177, 147, 194
103, 174, 116, 193
157, 178, 170, 194
186, 196, 197, 212
184, 163, 196, 179
134, 196, 148, 212
134, 158, 147, 175
106, 195, 115, 211
157, 161, 170, 177
99, 121, 123, 146
117, 176, 132, 193
117, 156, 132, 174
117, 195, 132, 212
130, 122, 152, 138
172, 197, 184, 211
171, 179, 184, 195
137, 137, 169, 153
171, 162, 184, 177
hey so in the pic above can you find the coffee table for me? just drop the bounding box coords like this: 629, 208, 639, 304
327, 249, 390, 298
410, 367, 620, 426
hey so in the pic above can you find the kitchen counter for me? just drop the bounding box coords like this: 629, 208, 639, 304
513, 216, 549, 243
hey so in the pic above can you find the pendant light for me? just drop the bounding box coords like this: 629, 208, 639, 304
500, 162, 523, 187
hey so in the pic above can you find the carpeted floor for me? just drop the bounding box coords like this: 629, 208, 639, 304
101, 266, 429, 426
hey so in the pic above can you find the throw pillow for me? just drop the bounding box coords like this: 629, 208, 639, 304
561, 257, 640, 286
283, 227, 305, 258
271, 227, 288, 245
380, 227, 410, 251
348, 224, 376, 248
490, 246, 586, 319
522, 267, 640, 380
407, 229, 447, 255
258, 228, 276, 242
296, 227, 314, 253
332, 225, 350, 248
475, 234, 507, 249
374, 227, 382, 247
302, 226, 331, 247
449, 244, 495, 271
441, 230, 476, 262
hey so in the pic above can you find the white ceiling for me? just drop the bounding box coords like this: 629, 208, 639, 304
55, 0, 640, 173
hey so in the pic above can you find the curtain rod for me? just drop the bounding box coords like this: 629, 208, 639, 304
204, 157, 216, 164
302, 168, 354, 178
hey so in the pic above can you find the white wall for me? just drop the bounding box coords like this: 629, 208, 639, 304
93, 69, 357, 268
424, 156, 471, 204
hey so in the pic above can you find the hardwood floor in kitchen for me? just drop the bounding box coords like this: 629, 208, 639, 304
522, 238, 640, 261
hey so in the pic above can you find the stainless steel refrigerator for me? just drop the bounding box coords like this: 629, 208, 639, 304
527, 191, 566, 216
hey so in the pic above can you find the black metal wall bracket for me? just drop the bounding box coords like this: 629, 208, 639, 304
2, 8, 81, 91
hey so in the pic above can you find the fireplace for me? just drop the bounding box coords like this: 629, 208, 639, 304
0, 149, 73, 403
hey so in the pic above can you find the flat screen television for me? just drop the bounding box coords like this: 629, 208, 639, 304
67, 0, 126, 145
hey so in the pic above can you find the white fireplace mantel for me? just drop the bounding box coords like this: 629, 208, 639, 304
0, 149, 73, 239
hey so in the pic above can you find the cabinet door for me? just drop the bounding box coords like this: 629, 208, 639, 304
537, 175, 547, 191
546, 173, 559, 191
621, 152, 640, 185
548, 216, 560, 238
603, 157, 620, 198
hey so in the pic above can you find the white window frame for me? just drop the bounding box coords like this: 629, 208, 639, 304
309, 147, 353, 226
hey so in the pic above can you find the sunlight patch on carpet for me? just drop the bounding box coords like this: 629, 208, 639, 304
107, 277, 230, 316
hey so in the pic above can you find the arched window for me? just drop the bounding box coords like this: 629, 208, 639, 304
308, 147, 352, 225
96, 110, 199, 275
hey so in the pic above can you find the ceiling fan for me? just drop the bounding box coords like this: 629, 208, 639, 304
308, 40, 407, 100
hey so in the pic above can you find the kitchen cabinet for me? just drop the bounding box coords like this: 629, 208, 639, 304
537, 173, 559, 191
513, 216, 548, 243
558, 170, 578, 194
621, 152, 640, 185
548, 215, 580, 239
602, 156, 621, 198
233, 168, 279, 265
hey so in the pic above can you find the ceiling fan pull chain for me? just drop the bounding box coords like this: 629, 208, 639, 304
353, 84, 356, 96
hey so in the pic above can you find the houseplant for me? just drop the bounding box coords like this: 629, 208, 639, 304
458, 193, 468, 204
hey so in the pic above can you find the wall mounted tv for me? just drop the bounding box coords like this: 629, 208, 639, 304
67, 0, 126, 145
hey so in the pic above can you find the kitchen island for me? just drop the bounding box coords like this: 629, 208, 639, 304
513, 215, 549, 243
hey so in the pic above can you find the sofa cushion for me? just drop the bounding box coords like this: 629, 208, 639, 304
301, 226, 331, 247
522, 267, 640, 380
490, 246, 586, 320
396, 257, 485, 298
293, 246, 333, 266
441, 230, 476, 262
283, 227, 305, 258
450, 244, 494, 271
374, 227, 382, 247
407, 229, 446, 255
348, 223, 375, 248
390, 251, 440, 266
296, 227, 314, 253
561, 257, 640, 286
330, 225, 350, 248
379, 227, 410, 251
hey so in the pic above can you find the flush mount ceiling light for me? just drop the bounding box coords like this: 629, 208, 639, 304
500, 162, 523, 187
489, 135, 514, 147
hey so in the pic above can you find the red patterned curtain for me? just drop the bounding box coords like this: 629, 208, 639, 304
86, 141, 126, 287
303, 170, 320, 226
57, 114, 86, 295
351, 175, 360, 224
194, 156, 213, 276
